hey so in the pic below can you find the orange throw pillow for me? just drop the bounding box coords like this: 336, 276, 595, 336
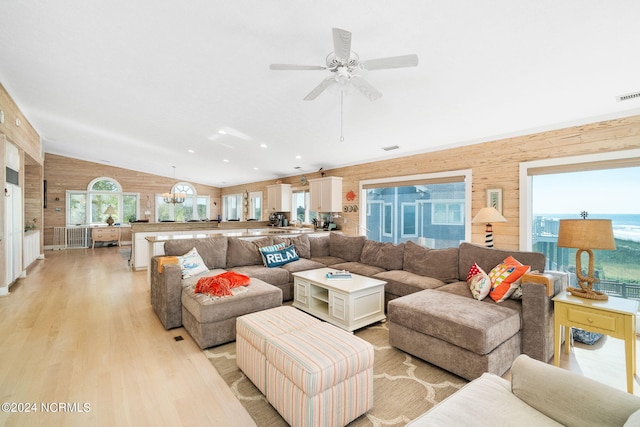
488, 256, 530, 303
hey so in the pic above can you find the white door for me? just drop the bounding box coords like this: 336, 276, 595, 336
5, 183, 23, 286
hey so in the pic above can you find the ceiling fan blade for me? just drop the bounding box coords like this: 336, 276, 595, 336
350, 76, 383, 101
270, 64, 326, 71
332, 28, 352, 63
360, 54, 419, 71
304, 77, 335, 101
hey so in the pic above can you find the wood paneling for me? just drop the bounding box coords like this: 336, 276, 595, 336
222, 115, 640, 250
43, 154, 221, 246
1, 84, 44, 281
0, 84, 42, 165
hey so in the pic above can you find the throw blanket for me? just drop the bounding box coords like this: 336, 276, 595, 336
194, 272, 251, 297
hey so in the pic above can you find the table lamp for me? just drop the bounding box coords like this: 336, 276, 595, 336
104, 205, 117, 226
472, 207, 506, 248
557, 218, 616, 300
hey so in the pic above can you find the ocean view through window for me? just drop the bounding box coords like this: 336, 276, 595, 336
531, 166, 640, 301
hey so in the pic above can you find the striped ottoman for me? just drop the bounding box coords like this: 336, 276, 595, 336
265, 322, 374, 427
236, 306, 321, 393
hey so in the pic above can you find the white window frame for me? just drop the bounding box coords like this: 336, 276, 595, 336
155, 182, 210, 221
359, 170, 472, 241
66, 177, 139, 226
519, 149, 640, 250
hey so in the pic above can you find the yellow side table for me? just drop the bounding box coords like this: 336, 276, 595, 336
553, 291, 638, 393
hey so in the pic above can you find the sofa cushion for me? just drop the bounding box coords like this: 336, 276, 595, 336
407, 372, 561, 426
309, 235, 330, 257
228, 264, 290, 286
388, 289, 520, 355
403, 241, 459, 283
359, 240, 405, 271
177, 247, 209, 278
329, 233, 366, 262
273, 234, 311, 259
164, 236, 228, 269
278, 258, 327, 274
374, 270, 446, 297
331, 261, 386, 278
310, 256, 347, 267
511, 355, 640, 427
227, 237, 274, 268
260, 244, 300, 268
458, 242, 545, 282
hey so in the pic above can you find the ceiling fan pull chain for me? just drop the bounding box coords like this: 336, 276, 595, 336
340, 90, 345, 142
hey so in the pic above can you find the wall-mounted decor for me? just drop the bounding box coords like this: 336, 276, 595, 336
486, 188, 502, 214
346, 190, 356, 201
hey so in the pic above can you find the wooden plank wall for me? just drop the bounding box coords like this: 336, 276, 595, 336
1, 83, 44, 274
0, 83, 43, 164
222, 115, 640, 250
43, 154, 222, 246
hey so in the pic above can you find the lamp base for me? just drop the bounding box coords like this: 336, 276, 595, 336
566, 286, 608, 301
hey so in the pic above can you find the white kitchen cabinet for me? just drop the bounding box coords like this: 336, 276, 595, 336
266, 184, 291, 212
309, 176, 342, 213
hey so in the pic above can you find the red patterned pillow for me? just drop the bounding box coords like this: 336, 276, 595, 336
488, 256, 530, 302
467, 263, 491, 300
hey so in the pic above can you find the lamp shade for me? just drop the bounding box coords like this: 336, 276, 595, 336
557, 219, 616, 250
104, 205, 117, 216
472, 207, 507, 224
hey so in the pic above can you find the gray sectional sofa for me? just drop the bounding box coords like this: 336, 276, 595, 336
150, 232, 565, 380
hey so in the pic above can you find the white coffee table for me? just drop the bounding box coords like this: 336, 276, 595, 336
292, 267, 386, 331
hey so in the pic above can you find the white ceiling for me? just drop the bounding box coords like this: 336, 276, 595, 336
1, 1, 640, 188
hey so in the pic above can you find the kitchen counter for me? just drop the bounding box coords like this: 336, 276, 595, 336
135, 225, 320, 280
130, 220, 273, 233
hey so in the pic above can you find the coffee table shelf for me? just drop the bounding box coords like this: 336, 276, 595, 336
292, 268, 386, 332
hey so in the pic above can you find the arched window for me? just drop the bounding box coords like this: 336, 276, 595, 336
156, 182, 210, 222
66, 177, 139, 226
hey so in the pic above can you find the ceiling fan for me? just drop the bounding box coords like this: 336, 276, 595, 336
270, 28, 418, 101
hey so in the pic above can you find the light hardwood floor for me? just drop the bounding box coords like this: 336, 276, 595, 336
2, 247, 638, 426
0, 246, 256, 427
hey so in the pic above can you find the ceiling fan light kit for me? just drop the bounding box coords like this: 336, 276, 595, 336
270, 27, 418, 102
270, 28, 418, 141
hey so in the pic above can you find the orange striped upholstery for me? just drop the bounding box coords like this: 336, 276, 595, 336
236, 307, 374, 426
236, 306, 320, 394
265, 322, 374, 427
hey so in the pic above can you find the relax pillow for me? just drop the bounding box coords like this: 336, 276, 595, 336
467, 262, 491, 300
488, 256, 530, 302
258, 242, 286, 266
260, 244, 299, 268
177, 247, 209, 278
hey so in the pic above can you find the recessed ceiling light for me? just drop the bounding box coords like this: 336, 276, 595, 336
253, 167, 259, 170
295, 155, 302, 160
260, 143, 268, 148
223, 159, 230, 163
187, 149, 195, 153
218, 129, 227, 135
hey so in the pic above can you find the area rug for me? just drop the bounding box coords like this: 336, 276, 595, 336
205, 321, 467, 426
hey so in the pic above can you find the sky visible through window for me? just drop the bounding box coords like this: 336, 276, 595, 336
533, 167, 640, 243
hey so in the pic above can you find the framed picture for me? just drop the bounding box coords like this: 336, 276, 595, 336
486, 188, 502, 214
